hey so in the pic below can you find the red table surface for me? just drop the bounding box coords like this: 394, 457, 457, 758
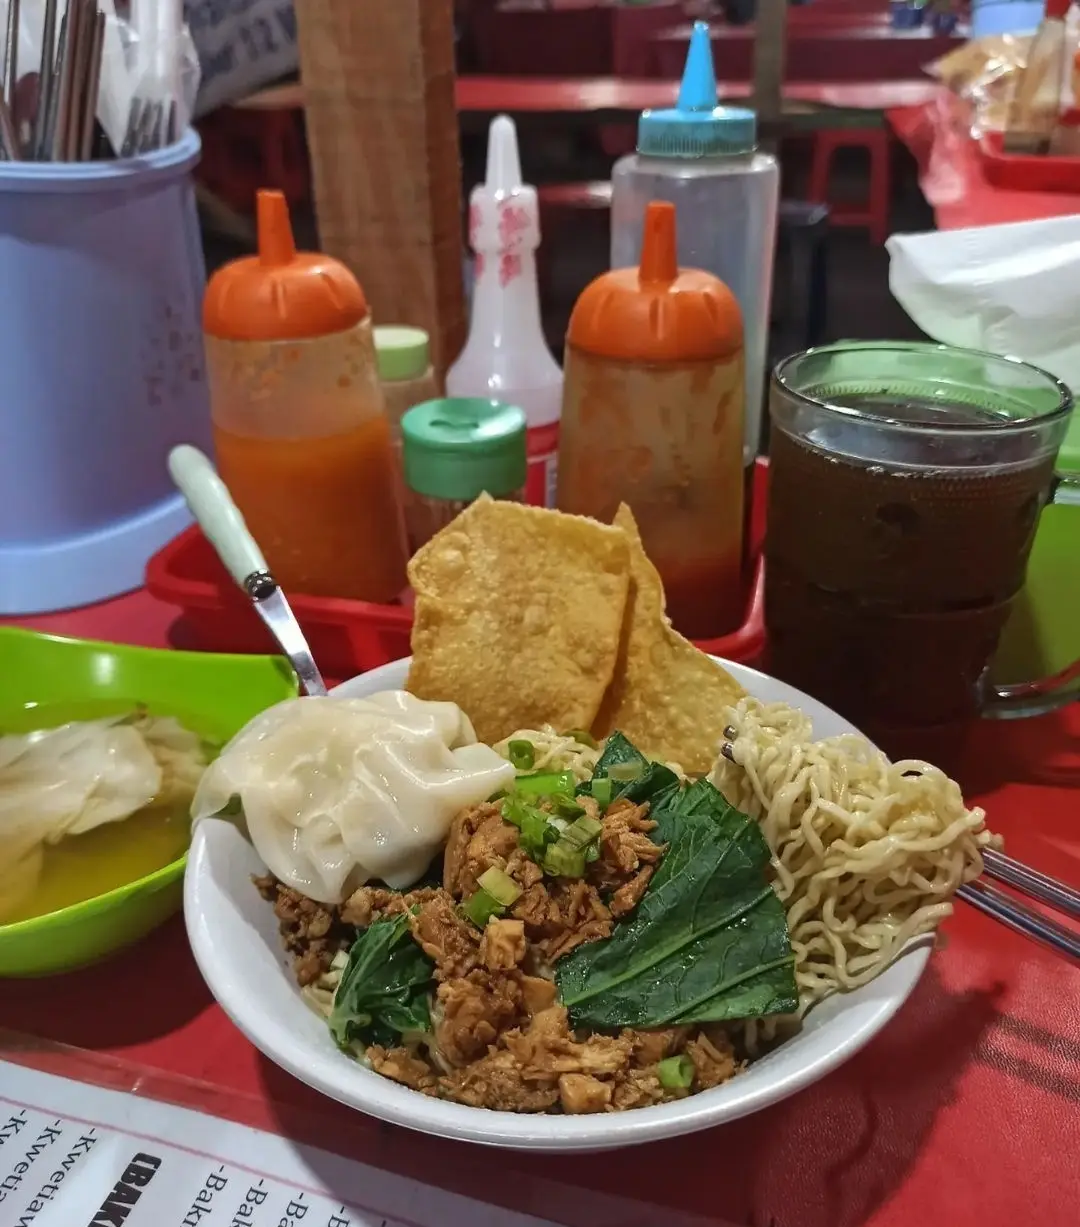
3, 590, 1080, 1226
888, 89, 1080, 229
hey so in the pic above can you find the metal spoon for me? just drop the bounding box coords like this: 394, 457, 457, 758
168, 446, 329, 697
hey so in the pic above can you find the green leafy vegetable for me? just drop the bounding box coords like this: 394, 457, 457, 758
507, 739, 536, 770
581, 731, 680, 808
556, 773, 798, 1030
608, 759, 644, 783
657, 1054, 695, 1090
592, 730, 648, 779
329, 915, 434, 1050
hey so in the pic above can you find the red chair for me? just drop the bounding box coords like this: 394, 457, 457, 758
808, 125, 891, 245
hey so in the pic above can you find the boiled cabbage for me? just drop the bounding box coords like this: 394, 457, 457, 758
190, 691, 516, 903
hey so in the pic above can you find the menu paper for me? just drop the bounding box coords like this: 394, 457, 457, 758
0, 1062, 562, 1227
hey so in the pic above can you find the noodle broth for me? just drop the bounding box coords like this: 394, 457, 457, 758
0, 700, 213, 926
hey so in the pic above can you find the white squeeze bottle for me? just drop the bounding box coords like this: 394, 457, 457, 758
611, 20, 779, 472
447, 115, 563, 507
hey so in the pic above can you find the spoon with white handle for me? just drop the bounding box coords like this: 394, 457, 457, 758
168, 445, 328, 697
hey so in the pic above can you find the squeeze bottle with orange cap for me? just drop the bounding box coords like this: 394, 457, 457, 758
202, 190, 407, 603
557, 201, 745, 639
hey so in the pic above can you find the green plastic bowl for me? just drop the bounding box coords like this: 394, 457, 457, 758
0, 627, 298, 977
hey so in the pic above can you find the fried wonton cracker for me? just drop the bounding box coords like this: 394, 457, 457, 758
407, 496, 631, 744
593, 505, 746, 776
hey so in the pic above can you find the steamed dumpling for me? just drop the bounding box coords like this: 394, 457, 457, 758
190, 690, 515, 903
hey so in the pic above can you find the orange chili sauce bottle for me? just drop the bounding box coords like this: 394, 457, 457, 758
557, 201, 746, 638
202, 191, 407, 603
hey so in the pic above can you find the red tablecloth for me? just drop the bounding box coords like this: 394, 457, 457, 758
3, 591, 1080, 1227
888, 89, 1080, 229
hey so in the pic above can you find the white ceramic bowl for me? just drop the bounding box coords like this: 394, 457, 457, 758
185, 656, 930, 1151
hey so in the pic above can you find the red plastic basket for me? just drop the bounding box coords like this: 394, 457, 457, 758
146, 461, 769, 676
978, 130, 1080, 193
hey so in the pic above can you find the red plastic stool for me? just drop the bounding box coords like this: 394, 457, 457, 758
808, 126, 891, 246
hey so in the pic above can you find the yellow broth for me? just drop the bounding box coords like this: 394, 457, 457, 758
0, 700, 213, 927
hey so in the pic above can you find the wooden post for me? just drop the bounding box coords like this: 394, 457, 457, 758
294, 0, 466, 375
752, 0, 788, 150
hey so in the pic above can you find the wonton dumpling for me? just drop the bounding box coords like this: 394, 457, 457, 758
190, 691, 516, 903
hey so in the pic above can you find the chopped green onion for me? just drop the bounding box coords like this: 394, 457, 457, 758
541, 843, 587, 878
590, 777, 613, 807
514, 770, 577, 797
585, 843, 600, 863
558, 814, 603, 853
507, 739, 536, 770
562, 728, 599, 749
501, 795, 560, 861
463, 888, 505, 928
550, 793, 586, 819
477, 866, 522, 907
607, 760, 645, 783
656, 1054, 695, 1090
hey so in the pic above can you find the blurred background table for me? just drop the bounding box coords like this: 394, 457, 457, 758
652, 21, 966, 81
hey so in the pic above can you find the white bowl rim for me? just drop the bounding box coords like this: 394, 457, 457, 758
185, 655, 931, 1150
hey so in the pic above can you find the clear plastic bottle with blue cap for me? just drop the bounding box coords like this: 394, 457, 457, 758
611, 20, 778, 473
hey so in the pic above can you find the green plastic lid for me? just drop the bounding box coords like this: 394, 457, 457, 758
374, 325, 431, 382
401, 398, 527, 500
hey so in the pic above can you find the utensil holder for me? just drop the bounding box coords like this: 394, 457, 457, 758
0, 129, 211, 615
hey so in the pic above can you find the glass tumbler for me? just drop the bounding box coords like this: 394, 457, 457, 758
764, 341, 1078, 761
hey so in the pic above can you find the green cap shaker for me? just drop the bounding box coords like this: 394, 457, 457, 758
401, 397, 527, 551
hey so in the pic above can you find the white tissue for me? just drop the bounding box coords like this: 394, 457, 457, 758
887, 215, 1080, 389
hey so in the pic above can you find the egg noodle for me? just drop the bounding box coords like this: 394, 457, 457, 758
492, 727, 602, 782
709, 698, 1000, 1014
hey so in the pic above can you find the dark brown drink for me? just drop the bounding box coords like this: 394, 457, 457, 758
765, 407, 1056, 758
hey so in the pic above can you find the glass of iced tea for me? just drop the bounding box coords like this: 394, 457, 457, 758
765, 341, 1078, 760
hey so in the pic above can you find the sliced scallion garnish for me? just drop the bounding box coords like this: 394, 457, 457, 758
507, 739, 536, 770
656, 1054, 695, 1090
477, 866, 522, 907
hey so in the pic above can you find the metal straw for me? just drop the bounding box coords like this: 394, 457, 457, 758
2, 0, 20, 157
78, 6, 104, 161
32, 0, 58, 158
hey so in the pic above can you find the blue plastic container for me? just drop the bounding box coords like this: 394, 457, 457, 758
0, 130, 212, 615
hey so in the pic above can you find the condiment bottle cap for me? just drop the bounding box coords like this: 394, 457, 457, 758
203, 190, 369, 341
468, 115, 540, 254
374, 326, 431, 382
402, 398, 527, 500
637, 22, 757, 158
566, 201, 743, 363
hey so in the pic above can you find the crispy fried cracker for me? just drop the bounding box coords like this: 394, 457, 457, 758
593, 505, 746, 776
407, 496, 631, 745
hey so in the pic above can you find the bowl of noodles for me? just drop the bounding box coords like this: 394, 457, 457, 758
184, 500, 997, 1149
